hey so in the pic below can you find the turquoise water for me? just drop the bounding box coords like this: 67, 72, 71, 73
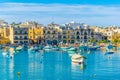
0, 49, 120, 80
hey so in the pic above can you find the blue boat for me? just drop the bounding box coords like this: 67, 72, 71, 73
105, 51, 114, 54
88, 46, 98, 51
105, 44, 114, 54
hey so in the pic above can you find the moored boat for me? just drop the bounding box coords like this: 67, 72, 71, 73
28, 46, 38, 53
52, 46, 59, 51
68, 47, 77, 51
15, 46, 23, 51
43, 45, 52, 51
71, 54, 85, 64
60, 46, 70, 51
88, 46, 98, 51
105, 44, 114, 54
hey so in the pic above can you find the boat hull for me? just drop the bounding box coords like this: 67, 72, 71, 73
72, 59, 84, 64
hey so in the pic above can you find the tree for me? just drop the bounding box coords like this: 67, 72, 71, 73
98, 40, 108, 43
111, 32, 120, 44
90, 38, 96, 43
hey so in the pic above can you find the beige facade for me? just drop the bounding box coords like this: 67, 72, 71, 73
62, 27, 75, 43
9, 25, 28, 45
62, 23, 95, 43
0, 20, 10, 44
44, 23, 61, 44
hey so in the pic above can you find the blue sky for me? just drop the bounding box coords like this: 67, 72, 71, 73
0, 0, 120, 26
0, 0, 119, 5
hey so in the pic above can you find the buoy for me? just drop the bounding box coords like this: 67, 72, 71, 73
93, 74, 96, 77
17, 72, 21, 76
108, 56, 110, 60
88, 51, 90, 54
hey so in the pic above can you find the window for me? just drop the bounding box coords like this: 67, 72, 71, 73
24, 36, 28, 39
76, 31, 79, 35
68, 40, 70, 43
63, 36, 66, 38
24, 31, 27, 34
20, 30, 22, 34
77, 36, 80, 39
14, 31, 18, 34
20, 36, 22, 39
48, 31, 50, 34
71, 40, 74, 43
20, 41, 23, 44
14, 36, 18, 39
71, 35, 75, 39
14, 41, 18, 43
24, 41, 28, 43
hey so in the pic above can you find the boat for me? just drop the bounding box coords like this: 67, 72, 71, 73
60, 46, 70, 51
105, 44, 114, 54
68, 47, 77, 51
2, 46, 9, 51
105, 50, 114, 54
88, 46, 98, 51
28, 46, 38, 53
15, 46, 23, 51
43, 45, 52, 51
52, 46, 59, 51
71, 54, 85, 64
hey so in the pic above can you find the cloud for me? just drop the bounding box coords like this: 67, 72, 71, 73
0, 3, 120, 26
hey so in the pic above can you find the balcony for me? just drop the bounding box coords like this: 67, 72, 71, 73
14, 33, 28, 35
14, 37, 28, 40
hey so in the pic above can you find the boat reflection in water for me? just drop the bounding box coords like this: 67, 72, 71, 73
72, 62, 86, 70
71, 54, 86, 64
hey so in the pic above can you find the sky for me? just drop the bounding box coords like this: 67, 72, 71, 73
0, 0, 120, 26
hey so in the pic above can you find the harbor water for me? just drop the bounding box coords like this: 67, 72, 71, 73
0, 49, 120, 80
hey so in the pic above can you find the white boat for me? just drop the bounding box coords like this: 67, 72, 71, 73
2, 51, 8, 56
28, 46, 37, 53
52, 47, 59, 51
68, 47, 77, 51
71, 54, 85, 64
61, 46, 70, 49
15, 46, 23, 51
61, 47, 70, 51
43, 45, 52, 51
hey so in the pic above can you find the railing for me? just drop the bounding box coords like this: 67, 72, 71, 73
14, 38, 28, 40
14, 33, 28, 35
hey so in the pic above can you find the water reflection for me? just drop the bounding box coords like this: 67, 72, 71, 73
0, 48, 120, 79
72, 63, 86, 70
9, 59, 14, 79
